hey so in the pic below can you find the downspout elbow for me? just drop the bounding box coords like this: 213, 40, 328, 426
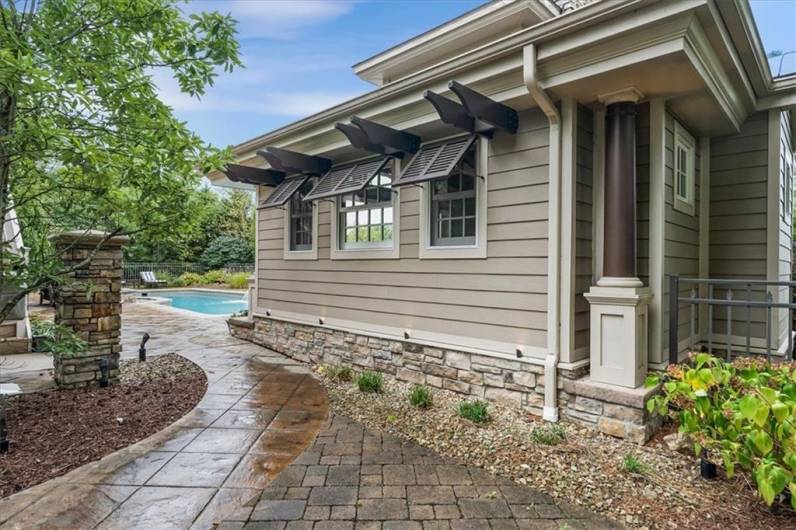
524, 43, 561, 422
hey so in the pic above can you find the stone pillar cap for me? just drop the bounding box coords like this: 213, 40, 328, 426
49, 230, 130, 247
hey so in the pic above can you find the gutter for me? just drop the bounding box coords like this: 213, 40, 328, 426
523, 43, 561, 422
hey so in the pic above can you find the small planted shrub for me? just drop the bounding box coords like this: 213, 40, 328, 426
31, 317, 88, 358
457, 400, 489, 424
179, 272, 208, 286
326, 364, 353, 382
203, 269, 227, 284
225, 272, 250, 289
408, 385, 432, 408
622, 454, 647, 474
357, 371, 383, 393
531, 423, 566, 445
647, 353, 796, 508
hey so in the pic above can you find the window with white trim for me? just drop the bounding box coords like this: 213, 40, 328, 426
430, 145, 477, 246
338, 165, 393, 249
289, 180, 314, 251
673, 121, 696, 216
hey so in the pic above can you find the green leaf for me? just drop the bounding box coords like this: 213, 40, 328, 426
754, 403, 771, 427
772, 401, 788, 423
750, 429, 774, 456
740, 395, 761, 420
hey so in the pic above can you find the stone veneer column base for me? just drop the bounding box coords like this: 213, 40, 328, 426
228, 316, 660, 443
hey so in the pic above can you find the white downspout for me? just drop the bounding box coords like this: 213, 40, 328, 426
523, 44, 561, 422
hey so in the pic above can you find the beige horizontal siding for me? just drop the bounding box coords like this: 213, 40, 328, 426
574, 104, 593, 357
256, 108, 551, 357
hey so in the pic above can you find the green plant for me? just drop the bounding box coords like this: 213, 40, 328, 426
178, 272, 208, 286
531, 423, 566, 445
200, 235, 254, 270
622, 454, 647, 474
457, 400, 489, 424
203, 269, 227, 284
647, 354, 796, 508
357, 371, 383, 393
325, 365, 353, 382
31, 318, 88, 358
225, 272, 250, 289
408, 385, 433, 408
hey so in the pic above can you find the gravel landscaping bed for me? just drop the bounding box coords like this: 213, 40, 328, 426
316, 368, 796, 530
0, 353, 206, 499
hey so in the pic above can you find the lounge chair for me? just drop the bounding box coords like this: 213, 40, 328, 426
139, 271, 166, 288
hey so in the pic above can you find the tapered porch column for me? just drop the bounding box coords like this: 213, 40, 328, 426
585, 90, 651, 389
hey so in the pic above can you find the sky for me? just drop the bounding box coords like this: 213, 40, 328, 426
157, 0, 795, 150
157, 0, 483, 148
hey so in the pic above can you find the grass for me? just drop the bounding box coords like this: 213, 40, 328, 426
457, 400, 489, 424
325, 364, 353, 382
622, 454, 647, 474
357, 371, 383, 393
530, 423, 567, 446
408, 385, 432, 408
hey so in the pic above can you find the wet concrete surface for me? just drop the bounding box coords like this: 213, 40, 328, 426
0, 303, 329, 529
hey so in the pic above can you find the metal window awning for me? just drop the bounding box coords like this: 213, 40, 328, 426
424, 80, 518, 137
335, 117, 420, 159
223, 164, 286, 187
256, 146, 332, 176
392, 135, 477, 187
304, 157, 391, 201
259, 175, 311, 209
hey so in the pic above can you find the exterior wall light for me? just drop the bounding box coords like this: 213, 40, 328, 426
516, 348, 523, 358
318, 317, 325, 325
403, 330, 410, 340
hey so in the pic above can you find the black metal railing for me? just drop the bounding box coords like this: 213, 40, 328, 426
668, 275, 796, 365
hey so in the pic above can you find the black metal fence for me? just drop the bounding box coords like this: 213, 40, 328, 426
123, 262, 254, 286
668, 275, 796, 365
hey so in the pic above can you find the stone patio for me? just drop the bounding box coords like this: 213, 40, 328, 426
0, 302, 620, 529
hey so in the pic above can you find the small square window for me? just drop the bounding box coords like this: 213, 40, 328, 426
673, 121, 695, 216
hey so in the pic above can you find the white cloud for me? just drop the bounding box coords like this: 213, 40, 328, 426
184, 0, 356, 40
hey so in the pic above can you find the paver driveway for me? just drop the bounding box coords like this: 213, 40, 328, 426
0, 302, 620, 530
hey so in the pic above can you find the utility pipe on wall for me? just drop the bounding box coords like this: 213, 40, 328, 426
523, 43, 562, 422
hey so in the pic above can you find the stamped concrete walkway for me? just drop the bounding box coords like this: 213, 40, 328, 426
0, 303, 619, 530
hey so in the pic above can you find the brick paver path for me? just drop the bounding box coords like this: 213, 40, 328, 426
0, 303, 620, 530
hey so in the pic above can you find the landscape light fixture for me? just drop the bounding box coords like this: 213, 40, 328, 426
99, 357, 110, 388
139, 333, 150, 362
0, 408, 8, 453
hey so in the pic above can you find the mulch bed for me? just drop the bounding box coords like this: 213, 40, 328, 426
317, 368, 796, 530
0, 354, 206, 499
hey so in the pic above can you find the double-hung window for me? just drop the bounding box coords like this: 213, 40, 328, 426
673, 121, 696, 216
338, 166, 394, 250
289, 180, 314, 251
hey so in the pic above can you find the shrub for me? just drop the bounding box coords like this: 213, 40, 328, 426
200, 235, 254, 270
225, 272, 250, 289
457, 400, 489, 424
179, 272, 208, 286
203, 270, 227, 284
30, 316, 88, 358
622, 454, 647, 474
531, 423, 566, 445
326, 365, 353, 382
647, 354, 796, 508
408, 385, 432, 408
357, 371, 383, 393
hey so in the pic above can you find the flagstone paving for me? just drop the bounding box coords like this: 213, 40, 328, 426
0, 302, 620, 529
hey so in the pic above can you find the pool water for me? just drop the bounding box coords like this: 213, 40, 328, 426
153, 290, 247, 315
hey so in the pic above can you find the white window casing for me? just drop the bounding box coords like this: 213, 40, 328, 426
331, 159, 401, 260
673, 120, 696, 216
418, 136, 488, 259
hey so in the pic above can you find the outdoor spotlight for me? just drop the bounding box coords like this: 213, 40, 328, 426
266, 310, 271, 316
403, 330, 410, 340
139, 332, 150, 362
0, 408, 8, 453
99, 357, 110, 388
318, 317, 325, 325
516, 348, 523, 358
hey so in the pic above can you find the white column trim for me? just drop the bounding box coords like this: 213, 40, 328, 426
648, 99, 666, 364
559, 98, 577, 363
592, 105, 605, 284
698, 138, 711, 340
766, 109, 782, 342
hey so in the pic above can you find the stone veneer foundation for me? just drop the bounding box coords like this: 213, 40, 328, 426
228, 316, 658, 443
51, 231, 128, 389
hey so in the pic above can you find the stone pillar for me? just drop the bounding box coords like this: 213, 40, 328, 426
586, 89, 650, 389
50, 230, 129, 388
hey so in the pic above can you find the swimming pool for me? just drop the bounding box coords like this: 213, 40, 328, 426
147, 290, 247, 315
